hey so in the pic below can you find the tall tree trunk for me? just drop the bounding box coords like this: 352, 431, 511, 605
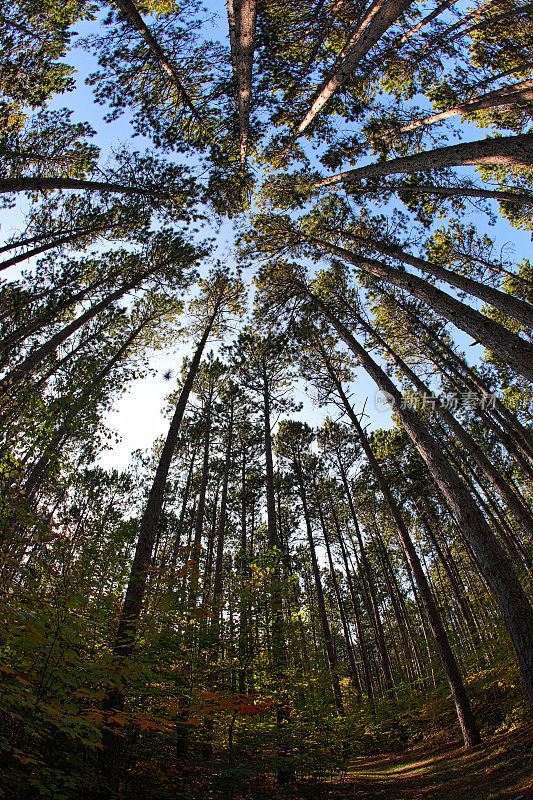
0, 226, 106, 272
0, 227, 85, 254
330, 367, 480, 746
303, 233, 533, 382
300, 0, 346, 77
112, 0, 205, 127
293, 457, 345, 716
342, 181, 533, 207
418, 508, 486, 664
372, 526, 420, 685
330, 501, 375, 702
227, 0, 257, 165
402, 553, 438, 688
262, 371, 279, 550
23, 318, 153, 500
292, 0, 415, 138
212, 398, 235, 641
380, 532, 427, 686
198, 483, 220, 661
316, 485, 361, 693
309, 293, 533, 708
29, 320, 112, 395
314, 133, 533, 188
263, 366, 293, 781
0, 176, 172, 199
188, 404, 213, 611
399, 0, 458, 42
350, 310, 533, 539
418, 338, 533, 481
99, 305, 219, 791
417, 323, 533, 464
0, 263, 164, 395
407, 328, 533, 476
443, 438, 532, 572
333, 229, 533, 328
338, 472, 394, 693
169, 445, 199, 580
238, 440, 249, 694
0, 270, 118, 357
396, 184, 533, 206
411, 3, 533, 70
202, 482, 220, 603
400, 79, 533, 132
393, 297, 533, 461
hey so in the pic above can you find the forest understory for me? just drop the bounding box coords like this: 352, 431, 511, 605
2, 0, 533, 797
319, 723, 533, 800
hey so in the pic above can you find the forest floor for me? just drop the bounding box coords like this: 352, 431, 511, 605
296, 722, 533, 800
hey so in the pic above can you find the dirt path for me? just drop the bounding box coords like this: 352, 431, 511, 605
303, 723, 533, 800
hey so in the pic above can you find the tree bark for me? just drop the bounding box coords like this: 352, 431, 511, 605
412, 3, 533, 70
395, 184, 533, 206
334, 228, 533, 328
0, 263, 165, 394
262, 370, 280, 549
397, 303, 533, 464
300, 0, 346, 77
238, 439, 250, 693
0, 176, 172, 199
323, 352, 480, 746
188, 403, 213, 611
329, 500, 375, 702
294, 457, 345, 715
337, 467, 394, 692
0, 228, 81, 255
0, 226, 105, 272
372, 527, 423, 686
29, 320, 111, 395
112, 0, 205, 127
341, 181, 533, 206
418, 507, 487, 662
304, 233, 533, 383
314, 133, 533, 188
23, 318, 152, 499
293, 0, 415, 138
227, 0, 257, 165
308, 291, 533, 708
212, 397, 235, 634
169, 445, 199, 580
262, 368, 294, 781
400, 79, 533, 132
99, 305, 219, 790
316, 485, 361, 693
350, 309, 533, 540
0, 271, 116, 358
399, 0, 459, 43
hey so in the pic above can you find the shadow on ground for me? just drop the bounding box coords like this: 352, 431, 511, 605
296, 723, 533, 800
